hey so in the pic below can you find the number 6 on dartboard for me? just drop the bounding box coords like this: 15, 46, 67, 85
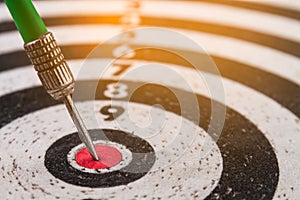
104, 83, 128, 99
100, 105, 125, 121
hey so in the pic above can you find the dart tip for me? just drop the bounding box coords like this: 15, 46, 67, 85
88, 145, 100, 161
62, 95, 100, 161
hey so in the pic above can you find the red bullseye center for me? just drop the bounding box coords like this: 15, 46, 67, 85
75, 145, 122, 169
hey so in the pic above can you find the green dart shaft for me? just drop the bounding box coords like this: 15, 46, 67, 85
4, 0, 47, 43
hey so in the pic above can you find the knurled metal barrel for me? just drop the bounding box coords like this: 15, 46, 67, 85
24, 32, 74, 100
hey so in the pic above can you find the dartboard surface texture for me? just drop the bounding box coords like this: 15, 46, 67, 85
0, 0, 299, 199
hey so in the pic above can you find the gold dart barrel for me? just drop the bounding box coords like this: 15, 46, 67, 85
24, 32, 74, 100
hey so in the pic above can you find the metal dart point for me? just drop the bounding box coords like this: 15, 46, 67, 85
63, 95, 100, 161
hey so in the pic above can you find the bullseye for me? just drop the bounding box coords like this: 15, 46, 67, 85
67, 139, 133, 175
45, 129, 156, 187
75, 145, 122, 169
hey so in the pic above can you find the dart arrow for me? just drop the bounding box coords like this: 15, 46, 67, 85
4, 0, 99, 161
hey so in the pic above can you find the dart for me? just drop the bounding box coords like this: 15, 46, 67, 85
4, 0, 100, 161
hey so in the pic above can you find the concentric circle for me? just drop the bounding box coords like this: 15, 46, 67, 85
67, 140, 132, 173
45, 129, 156, 188
0, 98, 222, 198
0, 80, 278, 199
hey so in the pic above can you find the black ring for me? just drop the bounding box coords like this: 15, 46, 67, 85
45, 129, 156, 188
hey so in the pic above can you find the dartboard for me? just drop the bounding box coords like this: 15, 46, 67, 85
0, 0, 299, 199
